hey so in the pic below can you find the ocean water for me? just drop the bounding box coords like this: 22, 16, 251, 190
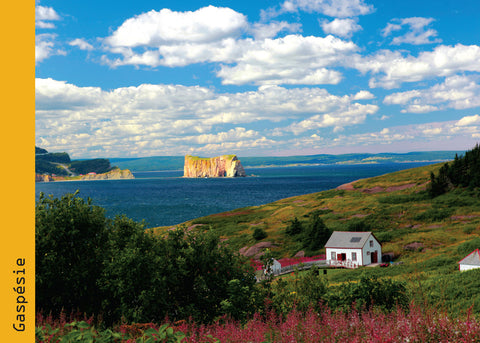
35, 163, 431, 228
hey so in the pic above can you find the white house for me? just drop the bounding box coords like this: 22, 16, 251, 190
325, 231, 382, 268
458, 249, 480, 271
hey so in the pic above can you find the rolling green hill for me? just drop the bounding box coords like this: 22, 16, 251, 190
153, 159, 480, 268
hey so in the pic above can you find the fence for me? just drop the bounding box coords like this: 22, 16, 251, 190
257, 260, 328, 281
327, 259, 358, 269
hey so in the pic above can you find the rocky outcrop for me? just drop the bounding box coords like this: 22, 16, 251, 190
74, 168, 135, 180
35, 174, 54, 182
184, 155, 246, 178
36, 168, 135, 182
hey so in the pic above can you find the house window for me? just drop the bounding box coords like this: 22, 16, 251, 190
370, 240, 374, 247
331, 252, 336, 260
352, 252, 357, 261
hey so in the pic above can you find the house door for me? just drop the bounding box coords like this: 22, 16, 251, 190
371, 251, 378, 263
337, 253, 346, 261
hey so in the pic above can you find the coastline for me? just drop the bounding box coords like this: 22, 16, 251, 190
35, 168, 135, 183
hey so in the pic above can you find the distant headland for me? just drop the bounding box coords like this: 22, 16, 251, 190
35, 147, 134, 182
184, 155, 246, 178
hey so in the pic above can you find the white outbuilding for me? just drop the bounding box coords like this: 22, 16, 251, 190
325, 231, 382, 268
264, 258, 282, 275
458, 249, 480, 271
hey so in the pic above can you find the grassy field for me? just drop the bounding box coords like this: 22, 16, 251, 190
152, 162, 480, 316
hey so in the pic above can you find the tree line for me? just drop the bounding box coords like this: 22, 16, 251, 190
429, 143, 480, 197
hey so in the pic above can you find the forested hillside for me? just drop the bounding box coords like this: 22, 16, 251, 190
35, 146, 115, 175
429, 143, 480, 196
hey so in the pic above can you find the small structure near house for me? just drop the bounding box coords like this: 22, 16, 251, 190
325, 231, 382, 268
262, 258, 282, 276
458, 249, 480, 271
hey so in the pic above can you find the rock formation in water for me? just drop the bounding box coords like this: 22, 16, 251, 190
184, 155, 246, 178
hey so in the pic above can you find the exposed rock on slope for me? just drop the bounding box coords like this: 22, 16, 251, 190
36, 168, 135, 182
184, 155, 246, 178
74, 168, 135, 180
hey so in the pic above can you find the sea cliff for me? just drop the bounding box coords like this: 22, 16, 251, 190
36, 168, 135, 182
184, 155, 246, 178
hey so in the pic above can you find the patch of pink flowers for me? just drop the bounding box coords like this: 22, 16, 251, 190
175, 305, 480, 342
36, 304, 480, 342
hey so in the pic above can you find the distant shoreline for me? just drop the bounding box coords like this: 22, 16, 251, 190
129, 160, 446, 173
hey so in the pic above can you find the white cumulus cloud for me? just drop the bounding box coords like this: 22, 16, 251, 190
383, 75, 480, 113
456, 114, 480, 127
69, 38, 94, 51
321, 18, 362, 38
355, 44, 480, 88
105, 6, 247, 47
36, 5, 60, 28
251, 21, 302, 40
382, 17, 441, 45
35, 78, 380, 157
35, 34, 66, 64
217, 34, 357, 85
104, 9, 358, 86
280, 0, 374, 17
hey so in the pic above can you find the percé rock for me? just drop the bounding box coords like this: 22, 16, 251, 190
184, 155, 246, 178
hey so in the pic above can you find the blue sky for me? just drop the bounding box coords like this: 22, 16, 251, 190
35, 0, 480, 158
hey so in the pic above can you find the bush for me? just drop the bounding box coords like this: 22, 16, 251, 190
328, 275, 409, 313
36, 193, 257, 325
252, 227, 267, 240
36, 192, 109, 316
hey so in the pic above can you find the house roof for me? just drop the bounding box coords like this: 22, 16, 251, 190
458, 249, 480, 266
324, 231, 376, 249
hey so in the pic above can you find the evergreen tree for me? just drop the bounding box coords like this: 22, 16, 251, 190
285, 217, 303, 236
302, 213, 331, 253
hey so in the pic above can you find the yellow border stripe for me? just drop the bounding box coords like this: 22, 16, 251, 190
0, 1, 35, 341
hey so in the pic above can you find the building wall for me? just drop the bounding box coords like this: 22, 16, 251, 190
362, 237, 382, 265
264, 259, 282, 274
326, 248, 364, 265
459, 264, 480, 271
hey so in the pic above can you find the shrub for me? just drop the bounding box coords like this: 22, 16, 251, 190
36, 193, 257, 325
36, 192, 109, 316
328, 275, 410, 313
252, 227, 267, 240
285, 217, 303, 236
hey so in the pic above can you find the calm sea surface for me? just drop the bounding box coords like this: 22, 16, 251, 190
36, 163, 431, 228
